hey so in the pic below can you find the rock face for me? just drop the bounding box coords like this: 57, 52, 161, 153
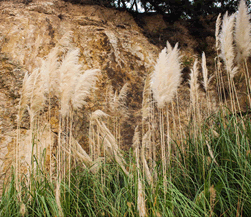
0, 54, 26, 194
0, 0, 220, 197
0, 0, 160, 195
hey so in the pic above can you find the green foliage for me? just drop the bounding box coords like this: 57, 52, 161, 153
1, 112, 251, 216
171, 112, 251, 216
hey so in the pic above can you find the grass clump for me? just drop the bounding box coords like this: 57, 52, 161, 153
2, 0, 251, 216
1, 113, 251, 216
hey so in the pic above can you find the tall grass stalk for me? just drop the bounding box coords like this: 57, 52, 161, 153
202, 52, 213, 115
215, 13, 226, 104
219, 11, 237, 113
235, 0, 251, 108
189, 58, 200, 129
4, 111, 251, 216
142, 74, 152, 166
151, 41, 182, 196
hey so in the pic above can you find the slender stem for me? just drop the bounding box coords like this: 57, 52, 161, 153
243, 60, 251, 108
166, 107, 170, 180
48, 93, 52, 181
57, 114, 62, 183
69, 110, 73, 190
159, 108, 167, 196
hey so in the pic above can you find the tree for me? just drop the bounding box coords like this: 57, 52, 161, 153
63, 0, 251, 20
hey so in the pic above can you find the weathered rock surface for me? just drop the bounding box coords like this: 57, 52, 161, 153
0, 0, 159, 195
0, 0, 219, 196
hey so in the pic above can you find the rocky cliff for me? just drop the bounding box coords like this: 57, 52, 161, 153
0, 0, 218, 196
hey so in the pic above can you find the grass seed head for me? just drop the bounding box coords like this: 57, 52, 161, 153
219, 12, 236, 76
235, 0, 251, 63
189, 58, 199, 107
151, 41, 182, 108
215, 13, 222, 50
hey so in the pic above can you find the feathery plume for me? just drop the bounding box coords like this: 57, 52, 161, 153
58, 48, 82, 117
20, 71, 38, 107
202, 52, 212, 92
235, 0, 251, 63
189, 59, 199, 107
72, 139, 93, 167
142, 74, 152, 121
202, 52, 208, 91
166, 40, 172, 53
118, 82, 129, 102
91, 110, 109, 120
132, 126, 140, 151
40, 47, 60, 96
219, 12, 238, 78
58, 31, 73, 51
111, 90, 118, 112
19, 67, 46, 120
30, 69, 45, 116
215, 13, 222, 50
151, 42, 182, 108
114, 83, 129, 115
94, 118, 129, 175
72, 69, 100, 110
18, 72, 30, 120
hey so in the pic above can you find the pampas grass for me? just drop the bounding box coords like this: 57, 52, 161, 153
15, 34, 100, 214
40, 46, 60, 179
215, 13, 226, 103
151, 43, 181, 109
90, 110, 129, 176
104, 82, 129, 149
59, 48, 82, 117
141, 130, 153, 186
215, 13, 222, 51
16, 67, 46, 198
29, 69, 45, 117
220, 12, 236, 75
235, 0, 251, 63
56, 47, 99, 190
151, 41, 182, 197
72, 69, 100, 110
219, 11, 238, 113
235, 0, 251, 108
202, 52, 213, 114
6, 3, 251, 216
190, 58, 199, 111
142, 73, 155, 176
202, 52, 210, 93
142, 74, 152, 122
189, 58, 201, 140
